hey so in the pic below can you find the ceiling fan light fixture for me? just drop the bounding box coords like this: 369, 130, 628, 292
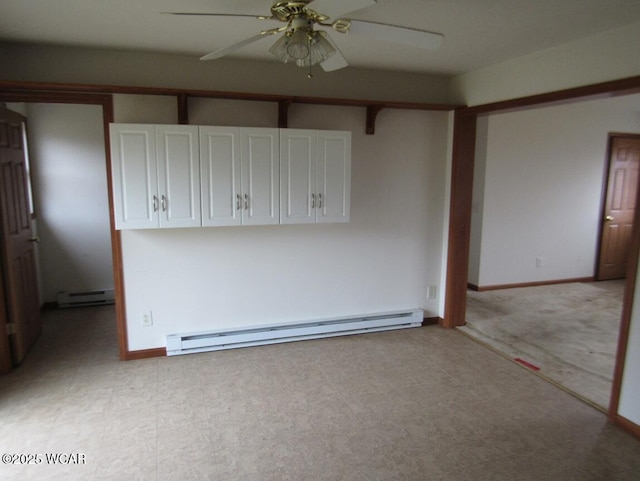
309, 31, 336, 63
287, 28, 311, 59
269, 29, 336, 68
268, 33, 292, 62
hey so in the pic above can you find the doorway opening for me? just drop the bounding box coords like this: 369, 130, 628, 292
0, 93, 120, 373
461, 96, 640, 410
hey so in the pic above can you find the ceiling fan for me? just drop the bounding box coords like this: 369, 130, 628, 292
164, 0, 443, 75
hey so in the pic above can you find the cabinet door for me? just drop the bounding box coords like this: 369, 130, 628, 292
109, 124, 158, 229
316, 131, 351, 223
156, 125, 201, 228
241, 128, 280, 226
200, 127, 242, 227
280, 129, 317, 225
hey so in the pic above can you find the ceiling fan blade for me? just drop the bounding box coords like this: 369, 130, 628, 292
162, 12, 272, 20
307, 0, 376, 19
345, 20, 443, 50
200, 33, 271, 61
320, 35, 348, 72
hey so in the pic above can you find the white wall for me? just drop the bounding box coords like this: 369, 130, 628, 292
469, 94, 640, 287
25, 104, 113, 302
114, 96, 450, 351
450, 21, 640, 106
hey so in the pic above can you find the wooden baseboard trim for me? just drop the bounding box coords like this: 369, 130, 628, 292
422, 317, 442, 326
612, 414, 640, 439
125, 347, 167, 360
469, 277, 596, 292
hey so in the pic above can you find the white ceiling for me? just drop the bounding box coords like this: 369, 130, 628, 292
2, 0, 640, 76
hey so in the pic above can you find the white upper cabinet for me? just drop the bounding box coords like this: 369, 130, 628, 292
199, 127, 242, 226
241, 129, 280, 226
156, 125, 201, 228
110, 124, 158, 229
111, 124, 348, 230
316, 130, 351, 223
110, 124, 200, 230
280, 130, 316, 224
280, 129, 351, 224
200, 127, 279, 227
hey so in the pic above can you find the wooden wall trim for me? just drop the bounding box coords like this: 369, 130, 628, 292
177, 93, 189, 125
0, 254, 12, 374
125, 347, 167, 360
608, 158, 640, 421
446, 74, 640, 425
422, 317, 442, 326
468, 277, 595, 292
464, 75, 640, 116
443, 110, 477, 328
0, 79, 460, 111
611, 414, 640, 440
0, 89, 129, 361
446, 75, 640, 330
0, 79, 461, 136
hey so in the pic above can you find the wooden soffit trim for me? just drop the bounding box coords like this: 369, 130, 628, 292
0, 80, 461, 135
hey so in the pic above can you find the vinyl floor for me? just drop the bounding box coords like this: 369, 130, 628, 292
1, 305, 639, 480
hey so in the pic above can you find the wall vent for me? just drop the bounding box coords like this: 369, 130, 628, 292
167, 308, 423, 356
56, 289, 115, 308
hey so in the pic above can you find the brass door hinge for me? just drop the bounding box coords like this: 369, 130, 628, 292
6, 323, 15, 336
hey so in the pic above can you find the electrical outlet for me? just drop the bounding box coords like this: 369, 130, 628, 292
141, 311, 153, 327
427, 285, 437, 299
535, 257, 544, 268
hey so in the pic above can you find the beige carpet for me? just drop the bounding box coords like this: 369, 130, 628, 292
460, 281, 625, 410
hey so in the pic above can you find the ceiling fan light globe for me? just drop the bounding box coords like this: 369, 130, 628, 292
310, 31, 336, 62
287, 28, 311, 59
269, 34, 291, 63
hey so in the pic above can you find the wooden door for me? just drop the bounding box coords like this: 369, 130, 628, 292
598, 136, 640, 280
241, 128, 279, 226
199, 127, 242, 227
280, 129, 317, 225
0, 106, 41, 366
316, 130, 351, 224
109, 124, 158, 229
156, 125, 201, 228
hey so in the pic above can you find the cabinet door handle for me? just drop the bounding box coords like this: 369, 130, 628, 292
161, 195, 168, 212
244, 194, 249, 210
236, 194, 241, 211
318, 193, 323, 209
153, 195, 159, 212
311, 193, 316, 209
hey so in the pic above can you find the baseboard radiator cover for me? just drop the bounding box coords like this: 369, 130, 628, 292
166, 308, 423, 356
56, 289, 115, 308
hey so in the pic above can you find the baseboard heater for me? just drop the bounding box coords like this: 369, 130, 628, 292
166, 308, 423, 356
56, 289, 115, 308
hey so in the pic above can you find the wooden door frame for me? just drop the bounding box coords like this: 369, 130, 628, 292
444, 75, 640, 436
0, 108, 13, 373
0, 238, 11, 374
0, 92, 129, 360
595, 133, 640, 280
445, 76, 640, 329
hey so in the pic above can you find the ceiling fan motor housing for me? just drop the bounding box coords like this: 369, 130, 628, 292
271, 1, 328, 23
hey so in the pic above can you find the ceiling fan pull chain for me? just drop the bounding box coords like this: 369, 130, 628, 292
307, 34, 313, 78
